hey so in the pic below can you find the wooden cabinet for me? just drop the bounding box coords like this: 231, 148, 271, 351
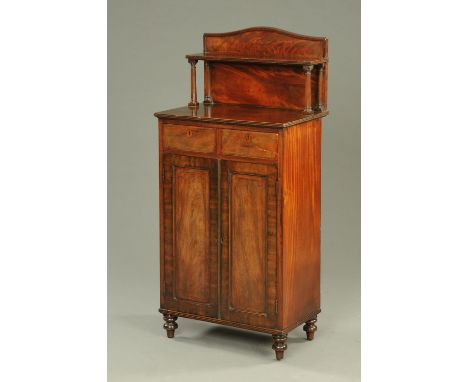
155, 27, 329, 360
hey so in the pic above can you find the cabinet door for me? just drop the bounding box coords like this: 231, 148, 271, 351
220, 160, 278, 328
161, 154, 218, 317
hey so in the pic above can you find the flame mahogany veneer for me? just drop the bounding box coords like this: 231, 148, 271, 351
154, 27, 328, 361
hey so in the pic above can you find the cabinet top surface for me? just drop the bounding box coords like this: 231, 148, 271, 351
154, 104, 328, 129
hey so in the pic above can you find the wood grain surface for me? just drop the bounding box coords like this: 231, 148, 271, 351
161, 154, 218, 318
210, 63, 318, 110
156, 104, 328, 129
163, 124, 216, 153
220, 129, 278, 160
281, 120, 322, 328
173, 166, 210, 303
229, 173, 267, 313
204, 27, 327, 60
220, 160, 278, 328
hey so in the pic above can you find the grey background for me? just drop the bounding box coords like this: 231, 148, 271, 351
108, 0, 360, 381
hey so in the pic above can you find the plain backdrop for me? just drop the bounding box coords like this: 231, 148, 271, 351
108, 0, 360, 381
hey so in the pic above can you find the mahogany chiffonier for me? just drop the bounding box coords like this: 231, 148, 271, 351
154, 27, 328, 360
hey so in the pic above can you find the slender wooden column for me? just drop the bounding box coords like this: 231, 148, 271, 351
188, 59, 199, 107
303, 64, 314, 113
204, 61, 213, 104
204, 104, 212, 118
314, 63, 325, 112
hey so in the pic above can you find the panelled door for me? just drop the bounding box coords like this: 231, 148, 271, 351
220, 160, 278, 328
161, 154, 218, 317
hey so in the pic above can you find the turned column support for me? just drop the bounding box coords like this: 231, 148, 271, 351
188, 59, 199, 108
203, 61, 213, 104
162, 313, 178, 338
314, 63, 325, 112
303, 64, 314, 113
272, 334, 288, 360
303, 315, 318, 341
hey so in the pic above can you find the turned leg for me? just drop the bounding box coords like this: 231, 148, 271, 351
272, 334, 288, 360
162, 313, 178, 338
303, 315, 318, 341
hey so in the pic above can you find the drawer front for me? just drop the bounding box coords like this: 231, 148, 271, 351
221, 129, 278, 160
163, 124, 216, 154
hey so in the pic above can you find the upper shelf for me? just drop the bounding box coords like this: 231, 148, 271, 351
186, 53, 327, 66
167, 27, 329, 114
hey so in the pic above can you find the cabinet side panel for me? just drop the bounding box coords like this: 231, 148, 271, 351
282, 120, 322, 329
158, 121, 165, 306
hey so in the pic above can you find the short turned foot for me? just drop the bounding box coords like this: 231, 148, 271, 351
303, 316, 318, 341
272, 334, 288, 360
162, 313, 178, 338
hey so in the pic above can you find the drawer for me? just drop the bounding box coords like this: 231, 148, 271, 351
163, 124, 216, 154
221, 129, 278, 160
